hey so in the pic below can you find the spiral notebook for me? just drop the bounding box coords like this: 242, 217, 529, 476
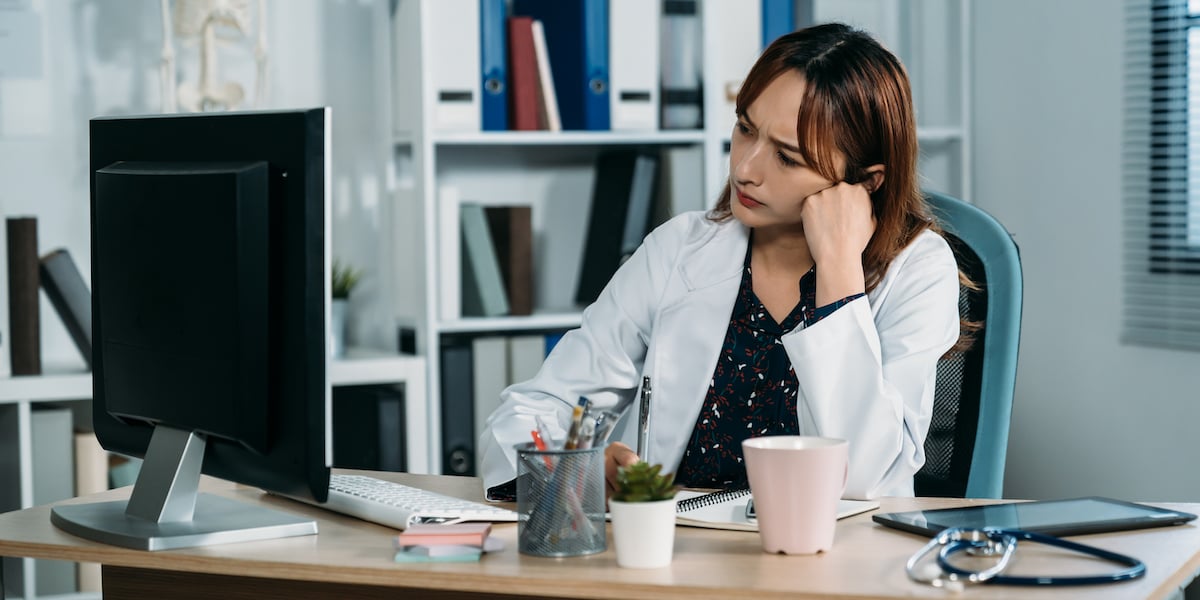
675, 489, 879, 531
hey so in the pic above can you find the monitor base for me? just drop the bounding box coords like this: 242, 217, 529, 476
51, 492, 317, 551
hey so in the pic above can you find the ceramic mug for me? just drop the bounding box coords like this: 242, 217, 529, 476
742, 436, 848, 555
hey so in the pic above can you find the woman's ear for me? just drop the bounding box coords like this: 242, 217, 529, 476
862, 164, 886, 194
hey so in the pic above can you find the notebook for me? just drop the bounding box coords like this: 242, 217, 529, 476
675, 489, 880, 531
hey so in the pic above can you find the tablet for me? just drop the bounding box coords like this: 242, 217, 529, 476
872, 497, 1197, 537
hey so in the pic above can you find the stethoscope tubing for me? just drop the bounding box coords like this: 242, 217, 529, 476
936, 528, 1146, 586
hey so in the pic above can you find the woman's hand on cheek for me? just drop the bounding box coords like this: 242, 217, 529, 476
800, 182, 876, 268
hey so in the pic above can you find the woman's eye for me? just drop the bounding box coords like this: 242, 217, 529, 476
735, 122, 752, 136
776, 151, 799, 167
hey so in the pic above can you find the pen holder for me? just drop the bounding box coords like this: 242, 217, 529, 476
515, 442, 607, 557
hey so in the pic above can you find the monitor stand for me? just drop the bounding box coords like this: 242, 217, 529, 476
50, 426, 317, 551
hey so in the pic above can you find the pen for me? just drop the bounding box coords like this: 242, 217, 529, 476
637, 376, 651, 459
563, 397, 587, 450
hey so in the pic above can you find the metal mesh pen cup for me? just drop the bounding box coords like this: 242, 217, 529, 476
515, 442, 607, 557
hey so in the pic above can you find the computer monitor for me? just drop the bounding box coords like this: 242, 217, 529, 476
50, 108, 333, 551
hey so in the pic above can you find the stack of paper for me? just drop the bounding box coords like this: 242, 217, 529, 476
393, 523, 505, 563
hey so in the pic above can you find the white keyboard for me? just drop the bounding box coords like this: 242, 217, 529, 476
292, 474, 518, 530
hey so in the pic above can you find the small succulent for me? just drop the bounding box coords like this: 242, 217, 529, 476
612, 461, 680, 502
331, 258, 362, 299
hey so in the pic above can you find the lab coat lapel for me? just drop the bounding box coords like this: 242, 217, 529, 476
647, 221, 748, 471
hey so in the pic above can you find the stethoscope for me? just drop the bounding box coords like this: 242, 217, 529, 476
906, 527, 1146, 588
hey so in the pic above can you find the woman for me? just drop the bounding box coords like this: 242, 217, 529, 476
479, 23, 963, 500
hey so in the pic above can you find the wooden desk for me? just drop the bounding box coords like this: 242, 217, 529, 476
2, 472, 1199, 599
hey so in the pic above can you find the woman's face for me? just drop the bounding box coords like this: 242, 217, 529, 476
728, 71, 845, 232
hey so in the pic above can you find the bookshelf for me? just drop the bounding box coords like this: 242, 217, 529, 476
0, 351, 424, 600
388, 0, 971, 475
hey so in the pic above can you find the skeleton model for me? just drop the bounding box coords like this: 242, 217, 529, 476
160, 0, 268, 112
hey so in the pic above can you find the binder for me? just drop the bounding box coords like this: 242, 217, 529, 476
39, 248, 92, 369
470, 336, 508, 475
707, 0, 762, 141
609, 0, 660, 131
575, 150, 660, 305
480, 0, 509, 131
507, 16, 541, 131
512, 0, 610, 131
660, 0, 702, 129
428, 0, 482, 132
761, 0, 795, 49
439, 339, 476, 475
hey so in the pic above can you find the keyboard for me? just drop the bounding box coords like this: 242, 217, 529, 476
289, 474, 518, 530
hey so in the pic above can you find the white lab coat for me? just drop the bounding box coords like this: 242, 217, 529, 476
479, 211, 960, 499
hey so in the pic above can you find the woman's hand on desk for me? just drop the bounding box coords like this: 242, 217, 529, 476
604, 442, 640, 499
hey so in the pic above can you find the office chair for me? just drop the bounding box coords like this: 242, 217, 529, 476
914, 191, 1022, 499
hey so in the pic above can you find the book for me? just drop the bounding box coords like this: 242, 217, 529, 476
675, 489, 880, 532
460, 202, 511, 317
6, 216, 40, 375
396, 523, 493, 547
39, 248, 93, 369
575, 150, 660, 305
530, 19, 562, 131
483, 205, 533, 316
507, 16, 541, 131
437, 185, 462, 320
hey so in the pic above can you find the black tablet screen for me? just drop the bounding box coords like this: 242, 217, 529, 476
873, 497, 1197, 537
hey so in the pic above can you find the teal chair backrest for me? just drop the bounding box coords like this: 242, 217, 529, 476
915, 192, 1022, 499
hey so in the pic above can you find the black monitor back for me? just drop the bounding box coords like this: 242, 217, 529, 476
89, 109, 331, 502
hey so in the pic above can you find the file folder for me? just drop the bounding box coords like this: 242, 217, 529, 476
761, 0, 795, 49
480, 0, 509, 131
429, 0, 482, 132
660, 0, 702, 129
707, 0, 761, 140
512, 0, 610, 130
609, 0, 660, 131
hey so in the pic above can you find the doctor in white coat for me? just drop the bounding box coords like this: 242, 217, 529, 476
479, 23, 964, 501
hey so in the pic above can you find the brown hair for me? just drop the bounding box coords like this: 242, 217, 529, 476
709, 23, 975, 353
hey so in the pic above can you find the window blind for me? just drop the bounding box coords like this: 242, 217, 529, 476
1123, 0, 1200, 350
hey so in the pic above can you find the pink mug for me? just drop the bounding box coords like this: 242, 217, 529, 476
742, 436, 848, 555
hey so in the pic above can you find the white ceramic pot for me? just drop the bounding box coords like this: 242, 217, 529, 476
330, 298, 348, 358
609, 497, 677, 568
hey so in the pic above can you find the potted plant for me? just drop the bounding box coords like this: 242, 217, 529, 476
609, 461, 681, 568
330, 258, 361, 357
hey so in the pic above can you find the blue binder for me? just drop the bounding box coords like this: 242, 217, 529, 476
512, 0, 610, 131
762, 0, 794, 49
480, 0, 508, 131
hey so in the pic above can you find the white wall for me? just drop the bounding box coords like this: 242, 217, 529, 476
0, 0, 396, 372
973, 0, 1200, 501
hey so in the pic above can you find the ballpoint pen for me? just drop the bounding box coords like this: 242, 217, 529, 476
637, 376, 652, 459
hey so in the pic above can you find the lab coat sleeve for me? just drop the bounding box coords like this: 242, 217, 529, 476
477, 214, 690, 492
782, 233, 960, 499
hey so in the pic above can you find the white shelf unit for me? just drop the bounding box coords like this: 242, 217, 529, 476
0, 351, 424, 600
388, 0, 970, 475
